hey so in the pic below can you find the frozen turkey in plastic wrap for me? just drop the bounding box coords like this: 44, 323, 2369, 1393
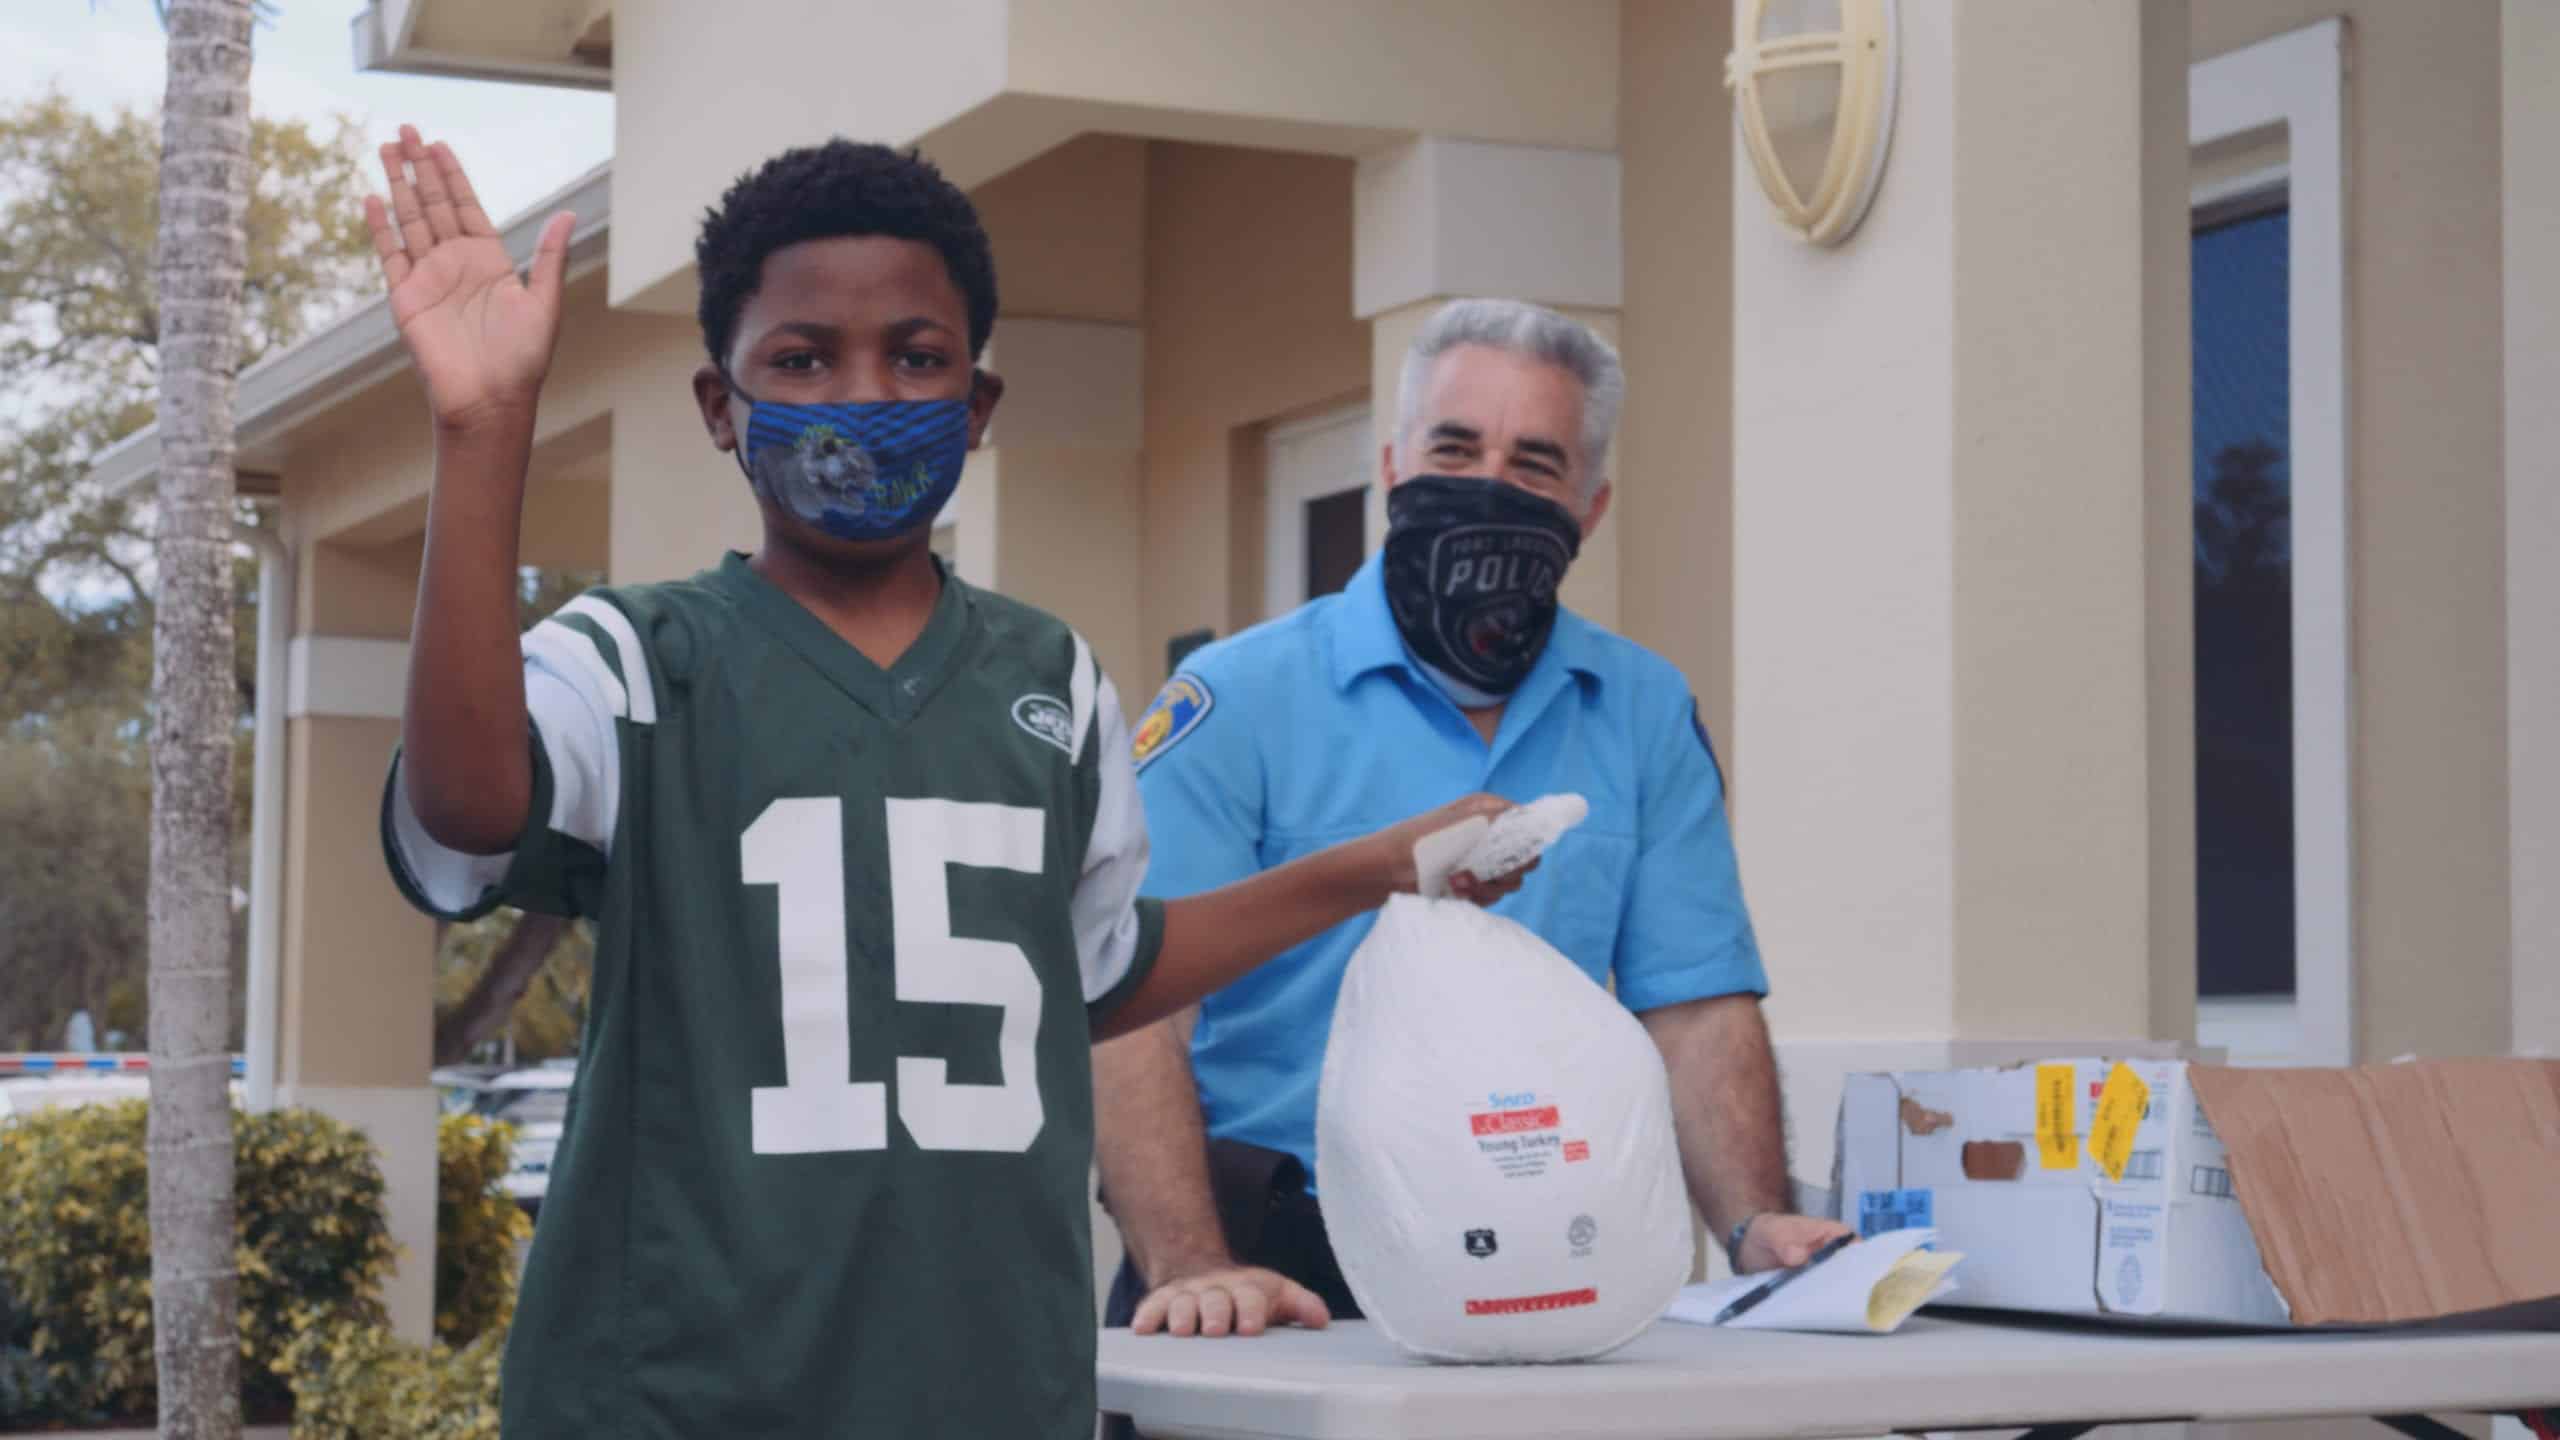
1316, 877, 1694, 1363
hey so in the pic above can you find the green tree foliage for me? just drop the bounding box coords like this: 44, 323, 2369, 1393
0, 93, 373, 1053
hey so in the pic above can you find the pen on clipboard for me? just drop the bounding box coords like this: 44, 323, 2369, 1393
1712, 1233, 1856, 1325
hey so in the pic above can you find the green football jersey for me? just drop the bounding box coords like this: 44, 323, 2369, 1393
383, 553, 1164, 1438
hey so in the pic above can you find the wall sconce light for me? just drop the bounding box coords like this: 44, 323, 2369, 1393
1725, 0, 1900, 246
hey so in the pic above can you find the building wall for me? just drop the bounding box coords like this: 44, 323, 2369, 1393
1947, 0, 2187, 1042
974, 135, 1150, 327
1006, 0, 1617, 155
603, 304, 765, 586
1139, 141, 1371, 687
971, 141, 1153, 700
605, 0, 1622, 314
1617, 0, 1739, 763
2507, 0, 2560, 1057
2191, 2, 2511, 1061
284, 273, 644, 550
1731, 0, 1962, 1043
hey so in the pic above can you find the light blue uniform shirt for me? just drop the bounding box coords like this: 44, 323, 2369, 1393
1129, 552, 1767, 1180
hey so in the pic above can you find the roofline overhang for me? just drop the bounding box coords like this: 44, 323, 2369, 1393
89, 163, 614, 499
349, 0, 611, 93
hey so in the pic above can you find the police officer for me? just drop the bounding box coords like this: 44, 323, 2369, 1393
1094, 301, 1853, 1385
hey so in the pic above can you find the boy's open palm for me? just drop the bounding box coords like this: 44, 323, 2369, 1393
365, 125, 574, 432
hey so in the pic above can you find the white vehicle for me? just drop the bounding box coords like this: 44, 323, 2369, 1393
0, 1074, 246, 1119
467, 1065, 575, 1215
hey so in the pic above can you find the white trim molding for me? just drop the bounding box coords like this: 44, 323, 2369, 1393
2191, 18, 2354, 1066
287, 636, 410, 721
1353, 137, 1623, 320
2196, 995, 2302, 1068
1262, 403, 1375, 620
2506, 0, 2560, 1062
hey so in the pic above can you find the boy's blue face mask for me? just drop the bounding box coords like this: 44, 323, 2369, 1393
727, 381, 972, 542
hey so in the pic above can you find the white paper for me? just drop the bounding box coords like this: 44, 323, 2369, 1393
1663, 1227, 1959, 1334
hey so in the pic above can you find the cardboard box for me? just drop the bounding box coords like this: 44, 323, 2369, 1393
1833, 1057, 2560, 1328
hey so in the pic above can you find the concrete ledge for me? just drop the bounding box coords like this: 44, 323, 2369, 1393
1355, 137, 1624, 319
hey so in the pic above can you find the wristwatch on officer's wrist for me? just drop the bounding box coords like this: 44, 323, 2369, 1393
1723, 1213, 1764, 1270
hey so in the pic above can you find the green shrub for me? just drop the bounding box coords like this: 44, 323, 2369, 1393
281, 1115, 524, 1438
0, 1101, 394, 1423
285, 1319, 502, 1440
432, 1113, 528, 1347
0, 1338, 88, 1428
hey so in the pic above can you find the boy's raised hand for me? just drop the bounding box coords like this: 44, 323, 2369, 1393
365, 126, 574, 433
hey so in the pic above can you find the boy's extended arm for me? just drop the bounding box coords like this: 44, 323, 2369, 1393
1092, 794, 1523, 1040
364, 126, 576, 854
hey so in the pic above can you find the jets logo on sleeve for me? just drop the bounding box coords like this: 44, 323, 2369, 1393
1131, 673, 1213, 771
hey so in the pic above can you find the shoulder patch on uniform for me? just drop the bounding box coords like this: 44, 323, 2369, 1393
1013, 693, 1075, 755
1132, 673, 1214, 771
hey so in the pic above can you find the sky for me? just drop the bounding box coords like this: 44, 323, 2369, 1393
5, 0, 615, 226
5, 2, 614, 609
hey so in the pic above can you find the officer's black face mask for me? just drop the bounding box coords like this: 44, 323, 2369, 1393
1380, 475, 1582, 704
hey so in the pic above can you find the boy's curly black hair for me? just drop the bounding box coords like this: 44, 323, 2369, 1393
694, 139, 998, 369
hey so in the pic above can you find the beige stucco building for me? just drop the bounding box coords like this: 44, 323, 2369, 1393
91, 0, 2556, 1360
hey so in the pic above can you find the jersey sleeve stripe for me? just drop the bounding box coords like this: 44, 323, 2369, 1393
1072, 672, 1152, 1003
1067, 631, 1097, 763
524, 617, 628, 721
556, 595, 658, 725
385, 754, 513, 917
525, 658, 620, 854
1086, 900, 1165, 1025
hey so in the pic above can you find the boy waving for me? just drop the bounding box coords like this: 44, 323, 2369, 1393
369, 129, 1517, 1437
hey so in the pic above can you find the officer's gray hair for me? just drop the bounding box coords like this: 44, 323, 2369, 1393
1394, 298, 1624, 496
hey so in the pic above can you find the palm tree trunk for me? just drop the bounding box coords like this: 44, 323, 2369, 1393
149, 3, 252, 1436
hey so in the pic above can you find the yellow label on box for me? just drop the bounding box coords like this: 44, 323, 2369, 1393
2036, 1063, 2079, 1169
2087, 1062, 2150, 1182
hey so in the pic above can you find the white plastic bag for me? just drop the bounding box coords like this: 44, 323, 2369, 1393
1316, 891, 1695, 1364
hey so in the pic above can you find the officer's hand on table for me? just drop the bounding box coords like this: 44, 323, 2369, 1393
1735, 1213, 1858, 1274
1132, 1266, 1332, 1338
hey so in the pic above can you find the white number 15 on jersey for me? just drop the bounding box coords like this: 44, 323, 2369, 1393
741, 796, 1045, 1156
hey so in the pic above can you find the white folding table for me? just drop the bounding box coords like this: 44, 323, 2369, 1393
1098, 1315, 2560, 1440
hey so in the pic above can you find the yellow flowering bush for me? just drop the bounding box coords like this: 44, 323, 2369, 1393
282, 1115, 522, 1439
283, 1319, 503, 1440
431, 1112, 528, 1347
0, 1101, 394, 1423
1, 1100, 529, 1430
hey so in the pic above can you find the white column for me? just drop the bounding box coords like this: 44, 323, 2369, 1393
278, 576, 438, 1343
1729, 0, 2192, 1176
1354, 136, 1626, 629
976, 317, 1147, 699
2508, 0, 2560, 1061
